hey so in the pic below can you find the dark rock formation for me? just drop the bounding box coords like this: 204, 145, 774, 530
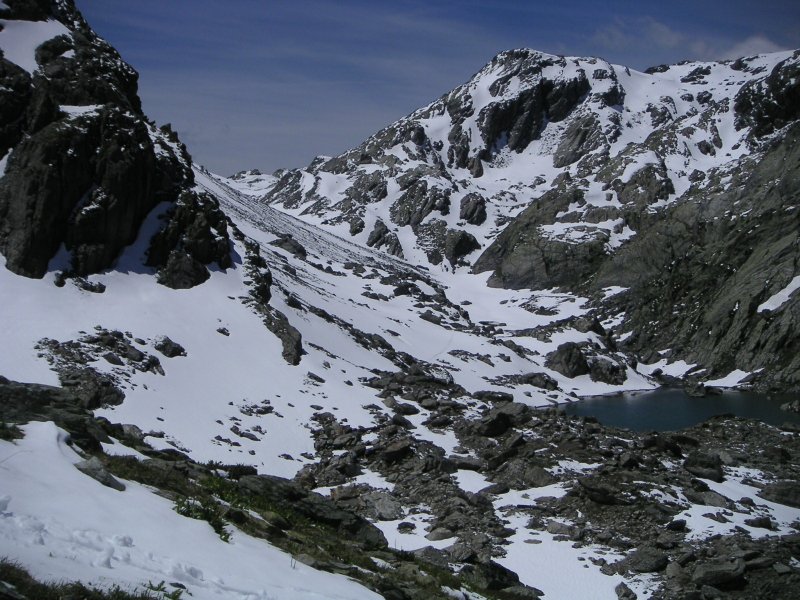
0, 1, 229, 287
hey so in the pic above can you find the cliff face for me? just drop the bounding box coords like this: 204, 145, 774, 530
0, 0, 230, 287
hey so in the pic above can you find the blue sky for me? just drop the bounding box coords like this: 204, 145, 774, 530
77, 1, 799, 175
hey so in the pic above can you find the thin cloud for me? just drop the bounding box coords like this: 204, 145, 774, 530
590, 16, 791, 66
719, 35, 786, 59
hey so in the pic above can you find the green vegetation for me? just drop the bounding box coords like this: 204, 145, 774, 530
173, 495, 230, 542
0, 421, 23, 441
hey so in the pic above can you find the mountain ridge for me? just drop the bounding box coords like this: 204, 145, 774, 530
256, 46, 800, 391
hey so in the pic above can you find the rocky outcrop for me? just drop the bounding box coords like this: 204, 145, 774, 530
735, 50, 800, 138
0, 0, 229, 286
473, 187, 610, 290
146, 190, 233, 289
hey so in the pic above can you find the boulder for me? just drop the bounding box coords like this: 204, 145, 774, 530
626, 546, 669, 573
269, 234, 307, 259
691, 558, 745, 587
154, 336, 186, 358
546, 342, 590, 378
683, 451, 724, 482
759, 481, 800, 508
75, 457, 125, 491
381, 438, 414, 463
459, 193, 487, 225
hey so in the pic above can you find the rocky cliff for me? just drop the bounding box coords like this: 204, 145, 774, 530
0, 0, 232, 287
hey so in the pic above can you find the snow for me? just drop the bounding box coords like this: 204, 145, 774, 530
704, 369, 752, 388
496, 512, 632, 599
453, 470, 490, 493
638, 359, 697, 378
757, 275, 800, 312
61, 104, 103, 117
100, 438, 148, 461
373, 512, 455, 552
681, 467, 800, 541
0, 18, 70, 74
0, 422, 381, 599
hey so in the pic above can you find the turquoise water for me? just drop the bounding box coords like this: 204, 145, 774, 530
562, 387, 800, 431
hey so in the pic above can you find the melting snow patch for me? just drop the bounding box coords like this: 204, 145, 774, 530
454, 470, 490, 493
704, 369, 752, 388
0, 19, 70, 74
60, 104, 103, 117
602, 286, 629, 299
638, 358, 697, 378
757, 275, 800, 313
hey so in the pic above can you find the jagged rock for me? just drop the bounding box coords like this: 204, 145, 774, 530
459, 193, 487, 225
474, 187, 609, 290
578, 476, 629, 505
0, 0, 207, 279
626, 546, 669, 573
553, 115, 603, 167
269, 234, 307, 259
683, 451, 724, 482
75, 457, 125, 491
474, 390, 514, 403
154, 336, 186, 358
589, 358, 627, 384
147, 191, 232, 289
477, 411, 512, 437
156, 250, 209, 289
517, 372, 558, 390
381, 438, 414, 463
735, 51, 800, 137
691, 558, 746, 587
261, 308, 303, 365
360, 491, 404, 521
759, 481, 800, 508
615, 582, 637, 599
444, 229, 480, 266
365, 219, 404, 257
460, 560, 521, 591
546, 342, 590, 378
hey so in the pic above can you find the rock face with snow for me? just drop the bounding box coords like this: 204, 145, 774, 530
263, 47, 800, 390
0, 0, 231, 285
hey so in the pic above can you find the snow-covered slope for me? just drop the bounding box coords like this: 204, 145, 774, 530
0, 422, 381, 600
260, 47, 800, 391
1, 2, 800, 599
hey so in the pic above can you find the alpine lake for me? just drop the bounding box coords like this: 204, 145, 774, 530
562, 387, 800, 431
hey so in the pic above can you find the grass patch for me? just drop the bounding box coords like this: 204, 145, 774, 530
174, 496, 230, 542
0, 422, 23, 441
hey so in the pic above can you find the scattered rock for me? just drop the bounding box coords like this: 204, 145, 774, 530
75, 457, 125, 491
154, 336, 186, 358
691, 558, 745, 587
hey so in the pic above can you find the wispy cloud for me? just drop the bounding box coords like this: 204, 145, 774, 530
590, 16, 791, 67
